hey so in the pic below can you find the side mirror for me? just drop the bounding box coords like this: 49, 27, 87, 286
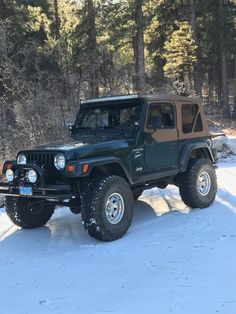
68, 124, 73, 132
134, 121, 140, 129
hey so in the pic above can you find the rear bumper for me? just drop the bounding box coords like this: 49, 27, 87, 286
0, 181, 74, 200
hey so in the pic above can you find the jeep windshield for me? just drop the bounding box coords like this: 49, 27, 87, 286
72, 102, 141, 135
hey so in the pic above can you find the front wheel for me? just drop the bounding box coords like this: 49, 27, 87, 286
5, 197, 55, 229
81, 176, 134, 241
179, 159, 217, 208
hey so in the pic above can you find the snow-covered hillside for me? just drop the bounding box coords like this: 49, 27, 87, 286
1, 156, 236, 314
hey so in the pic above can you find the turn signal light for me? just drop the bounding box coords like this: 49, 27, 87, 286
66, 164, 75, 172
82, 164, 89, 173
5, 163, 12, 170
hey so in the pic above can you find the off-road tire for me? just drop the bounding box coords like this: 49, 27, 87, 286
133, 189, 143, 200
5, 197, 55, 229
179, 158, 217, 208
81, 176, 134, 241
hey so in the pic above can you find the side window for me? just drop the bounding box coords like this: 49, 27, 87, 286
147, 103, 175, 130
182, 104, 203, 134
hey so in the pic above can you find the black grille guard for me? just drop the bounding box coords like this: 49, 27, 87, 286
0, 164, 74, 200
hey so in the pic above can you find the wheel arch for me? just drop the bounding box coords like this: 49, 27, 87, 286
78, 157, 133, 185
180, 143, 215, 173
89, 163, 132, 184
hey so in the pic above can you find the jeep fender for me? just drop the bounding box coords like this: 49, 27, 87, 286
73, 156, 134, 185
179, 142, 215, 172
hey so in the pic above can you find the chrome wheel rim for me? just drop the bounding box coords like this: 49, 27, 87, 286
105, 193, 124, 224
198, 171, 211, 196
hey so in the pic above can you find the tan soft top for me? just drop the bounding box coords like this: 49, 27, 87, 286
142, 94, 201, 104
81, 93, 202, 105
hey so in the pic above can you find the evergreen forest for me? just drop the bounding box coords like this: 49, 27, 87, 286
0, 0, 235, 160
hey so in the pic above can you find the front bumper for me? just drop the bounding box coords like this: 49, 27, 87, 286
0, 182, 73, 200
0, 164, 74, 200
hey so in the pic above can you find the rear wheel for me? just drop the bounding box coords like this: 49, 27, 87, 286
179, 159, 217, 208
81, 176, 134, 241
5, 197, 55, 228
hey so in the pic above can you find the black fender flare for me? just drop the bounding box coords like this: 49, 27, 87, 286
72, 156, 134, 185
179, 142, 215, 172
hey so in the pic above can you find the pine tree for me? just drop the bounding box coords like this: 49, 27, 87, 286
163, 21, 197, 91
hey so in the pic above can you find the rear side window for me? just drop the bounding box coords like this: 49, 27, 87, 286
182, 104, 203, 134
147, 103, 175, 129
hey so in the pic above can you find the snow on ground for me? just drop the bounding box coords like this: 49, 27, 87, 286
1, 154, 236, 313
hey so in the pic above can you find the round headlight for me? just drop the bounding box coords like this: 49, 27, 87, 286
17, 154, 27, 165
27, 170, 37, 183
54, 154, 66, 170
6, 169, 14, 182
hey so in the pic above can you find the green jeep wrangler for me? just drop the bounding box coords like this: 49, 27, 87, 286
0, 94, 217, 241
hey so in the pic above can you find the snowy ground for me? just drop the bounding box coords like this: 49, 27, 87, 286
1, 155, 236, 313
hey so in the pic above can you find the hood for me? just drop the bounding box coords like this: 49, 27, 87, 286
31, 137, 95, 151
24, 134, 133, 160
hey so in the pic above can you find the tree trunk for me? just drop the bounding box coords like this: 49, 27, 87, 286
214, 63, 222, 102
219, 0, 229, 115
87, 0, 99, 98
0, 0, 6, 20
53, 0, 60, 40
208, 69, 214, 103
190, 0, 202, 98
133, 0, 145, 93
188, 71, 193, 94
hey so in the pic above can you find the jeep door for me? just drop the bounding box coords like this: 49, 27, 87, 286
144, 102, 178, 171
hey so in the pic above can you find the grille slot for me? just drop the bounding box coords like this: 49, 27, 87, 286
25, 152, 57, 182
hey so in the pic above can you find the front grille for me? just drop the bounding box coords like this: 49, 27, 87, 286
25, 152, 57, 182
26, 152, 55, 165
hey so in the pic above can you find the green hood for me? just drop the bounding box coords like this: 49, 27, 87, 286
25, 134, 133, 160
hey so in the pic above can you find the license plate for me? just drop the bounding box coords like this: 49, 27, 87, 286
19, 186, 33, 196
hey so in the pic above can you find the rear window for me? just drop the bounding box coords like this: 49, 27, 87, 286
182, 104, 203, 134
